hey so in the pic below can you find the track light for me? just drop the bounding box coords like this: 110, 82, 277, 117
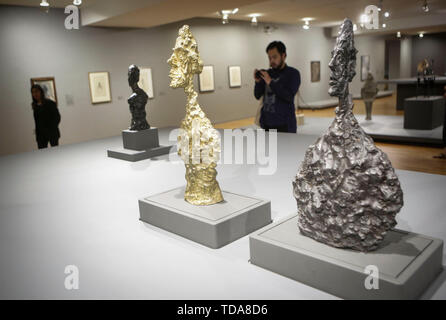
222, 14, 228, 24
422, 0, 429, 12
302, 18, 313, 30
419, 32, 424, 38
219, 8, 238, 25
40, 0, 49, 13
397, 31, 401, 38
249, 14, 260, 27
378, 0, 383, 11
382, 23, 386, 28
384, 11, 390, 18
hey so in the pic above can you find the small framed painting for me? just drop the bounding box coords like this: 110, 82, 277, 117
228, 66, 242, 88
31, 77, 57, 104
88, 71, 111, 104
361, 55, 370, 81
199, 65, 215, 92
138, 67, 154, 99
310, 61, 320, 82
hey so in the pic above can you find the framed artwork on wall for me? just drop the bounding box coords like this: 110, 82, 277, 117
199, 65, 215, 92
31, 77, 57, 104
310, 61, 320, 82
361, 55, 370, 81
88, 71, 111, 104
228, 66, 242, 88
138, 68, 154, 99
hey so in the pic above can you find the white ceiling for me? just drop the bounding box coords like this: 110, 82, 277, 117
1, 0, 446, 34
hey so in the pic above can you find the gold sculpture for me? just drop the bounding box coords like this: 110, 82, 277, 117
167, 25, 224, 205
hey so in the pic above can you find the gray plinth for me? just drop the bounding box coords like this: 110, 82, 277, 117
404, 96, 445, 130
123, 127, 159, 150
139, 187, 271, 249
250, 214, 443, 300
107, 127, 174, 162
107, 145, 174, 162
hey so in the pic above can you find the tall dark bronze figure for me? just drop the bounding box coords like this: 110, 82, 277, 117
128, 65, 150, 131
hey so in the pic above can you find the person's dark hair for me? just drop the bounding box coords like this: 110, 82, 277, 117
31, 84, 45, 104
266, 41, 286, 55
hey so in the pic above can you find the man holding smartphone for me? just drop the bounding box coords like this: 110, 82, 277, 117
254, 41, 301, 133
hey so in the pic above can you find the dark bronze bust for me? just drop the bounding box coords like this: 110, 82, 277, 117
128, 65, 150, 131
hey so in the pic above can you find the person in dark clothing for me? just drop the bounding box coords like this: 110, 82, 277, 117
254, 41, 301, 133
31, 84, 61, 149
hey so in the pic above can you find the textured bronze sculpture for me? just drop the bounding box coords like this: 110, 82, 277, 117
128, 65, 150, 131
293, 19, 403, 252
167, 25, 223, 206
361, 73, 378, 120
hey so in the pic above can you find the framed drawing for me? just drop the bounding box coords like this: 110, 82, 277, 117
138, 67, 154, 99
31, 77, 57, 104
310, 61, 320, 82
361, 55, 370, 81
199, 65, 215, 92
88, 71, 111, 104
228, 66, 241, 88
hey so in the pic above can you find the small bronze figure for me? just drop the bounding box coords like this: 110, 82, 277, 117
128, 65, 150, 131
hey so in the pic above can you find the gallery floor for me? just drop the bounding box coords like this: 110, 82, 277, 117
0, 126, 445, 299
216, 94, 446, 176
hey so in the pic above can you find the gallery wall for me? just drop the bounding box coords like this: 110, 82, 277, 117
411, 32, 446, 77
0, 5, 386, 156
399, 37, 413, 79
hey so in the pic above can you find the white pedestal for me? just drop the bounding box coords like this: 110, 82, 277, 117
250, 214, 443, 299
139, 187, 272, 249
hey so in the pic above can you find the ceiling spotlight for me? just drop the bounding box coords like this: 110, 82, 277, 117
73, 0, 82, 5
397, 31, 401, 38
222, 14, 229, 24
40, 0, 50, 13
302, 18, 312, 30
219, 9, 238, 24
378, 0, 383, 11
249, 14, 259, 27
419, 32, 424, 38
382, 23, 386, 28
422, 0, 429, 12
384, 11, 390, 18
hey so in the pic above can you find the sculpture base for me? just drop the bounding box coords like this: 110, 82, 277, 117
107, 145, 174, 162
107, 127, 174, 162
404, 96, 445, 130
139, 187, 271, 249
123, 127, 159, 150
250, 214, 443, 300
